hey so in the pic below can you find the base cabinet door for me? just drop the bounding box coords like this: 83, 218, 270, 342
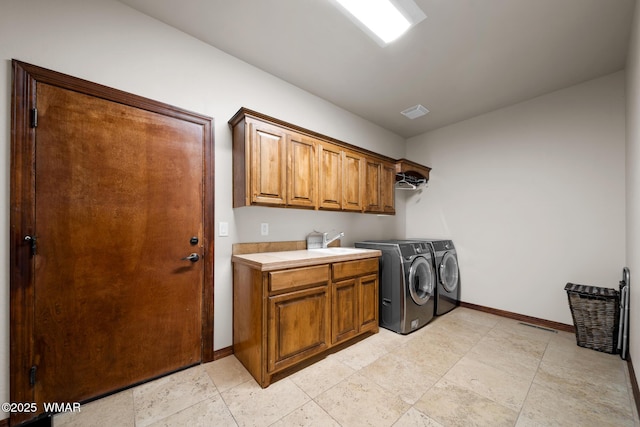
359, 274, 379, 333
332, 278, 359, 344
331, 259, 379, 344
267, 285, 330, 373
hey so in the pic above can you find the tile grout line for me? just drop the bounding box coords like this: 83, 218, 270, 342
513, 326, 551, 426
210, 374, 254, 427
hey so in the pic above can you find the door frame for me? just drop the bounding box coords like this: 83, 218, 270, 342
9, 60, 215, 425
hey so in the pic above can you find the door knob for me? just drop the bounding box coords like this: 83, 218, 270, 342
181, 253, 200, 262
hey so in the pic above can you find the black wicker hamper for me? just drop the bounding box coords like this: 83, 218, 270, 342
564, 283, 620, 354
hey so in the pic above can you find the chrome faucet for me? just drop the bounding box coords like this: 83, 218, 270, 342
323, 231, 344, 248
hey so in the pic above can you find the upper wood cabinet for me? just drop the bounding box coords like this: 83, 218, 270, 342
318, 142, 342, 210
381, 162, 396, 214
249, 119, 287, 206
364, 158, 396, 214
229, 108, 401, 214
342, 149, 364, 212
287, 133, 317, 208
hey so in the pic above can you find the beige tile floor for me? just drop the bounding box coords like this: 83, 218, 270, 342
54, 307, 639, 427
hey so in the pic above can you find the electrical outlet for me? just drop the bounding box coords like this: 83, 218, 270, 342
219, 221, 229, 237
261, 223, 269, 236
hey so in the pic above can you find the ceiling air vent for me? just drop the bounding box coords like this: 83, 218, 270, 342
401, 104, 429, 119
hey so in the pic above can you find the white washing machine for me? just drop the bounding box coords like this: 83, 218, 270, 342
354, 240, 435, 334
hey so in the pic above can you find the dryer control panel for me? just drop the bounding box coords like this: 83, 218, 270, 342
399, 242, 430, 259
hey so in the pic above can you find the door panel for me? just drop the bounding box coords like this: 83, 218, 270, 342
10, 61, 214, 424
332, 279, 359, 344
381, 162, 396, 214
34, 82, 203, 402
250, 121, 287, 205
343, 150, 363, 211
359, 274, 379, 333
365, 160, 382, 212
268, 286, 330, 372
318, 142, 342, 210
287, 134, 316, 208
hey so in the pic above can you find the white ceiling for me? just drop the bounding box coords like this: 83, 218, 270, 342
118, 0, 635, 138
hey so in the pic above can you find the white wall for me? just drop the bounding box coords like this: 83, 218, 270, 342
626, 0, 640, 385
406, 72, 626, 325
0, 0, 406, 413
0, 0, 633, 418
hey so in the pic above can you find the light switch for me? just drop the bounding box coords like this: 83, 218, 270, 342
261, 223, 269, 236
219, 221, 229, 237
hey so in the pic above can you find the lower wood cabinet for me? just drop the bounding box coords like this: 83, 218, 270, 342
233, 258, 379, 387
268, 285, 330, 372
332, 258, 379, 344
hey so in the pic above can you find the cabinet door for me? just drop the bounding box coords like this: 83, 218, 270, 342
364, 158, 395, 214
268, 285, 330, 373
249, 120, 287, 205
380, 161, 396, 214
359, 273, 379, 333
332, 278, 359, 344
318, 142, 342, 210
287, 134, 317, 208
364, 158, 382, 212
343, 150, 364, 211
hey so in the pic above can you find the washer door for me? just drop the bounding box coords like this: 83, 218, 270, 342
409, 256, 435, 305
440, 252, 459, 293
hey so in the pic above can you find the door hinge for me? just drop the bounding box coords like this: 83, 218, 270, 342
30, 108, 38, 128
29, 365, 36, 386
24, 235, 37, 256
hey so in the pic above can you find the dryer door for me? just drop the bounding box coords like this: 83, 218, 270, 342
409, 256, 435, 305
440, 252, 459, 293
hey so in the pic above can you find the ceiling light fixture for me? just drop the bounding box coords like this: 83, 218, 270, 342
332, 0, 426, 46
401, 104, 429, 119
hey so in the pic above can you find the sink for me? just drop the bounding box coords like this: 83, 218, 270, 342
308, 247, 366, 255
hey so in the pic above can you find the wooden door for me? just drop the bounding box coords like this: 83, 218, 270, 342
249, 119, 287, 206
287, 134, 316, 208
331, 278, 359, 344
365, 159, 382, 213
10, 61, 214, 424
381, 162, 396, 214
343, 150, 364, 211
359, 274, 379, 333
267, 286, 330, 372
318, 142, 342, 210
